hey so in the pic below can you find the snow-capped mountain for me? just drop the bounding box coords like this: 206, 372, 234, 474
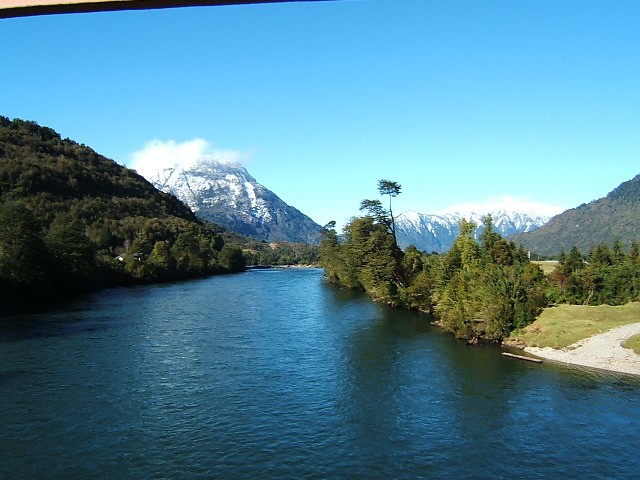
147, 159, 322, 244
395, 210, 551, 253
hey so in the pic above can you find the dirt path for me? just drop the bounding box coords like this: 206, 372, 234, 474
525, 322, 640, 376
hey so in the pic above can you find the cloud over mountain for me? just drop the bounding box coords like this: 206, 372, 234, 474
128, 139, 322, 244
129, 138, 250, 179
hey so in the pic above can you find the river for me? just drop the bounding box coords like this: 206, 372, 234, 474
1, 268, 639, 479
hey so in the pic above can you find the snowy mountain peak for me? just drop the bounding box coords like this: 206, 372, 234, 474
143, 158, 322, 244
395, 209, 551, 253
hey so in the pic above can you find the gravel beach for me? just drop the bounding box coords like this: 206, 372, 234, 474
525, 322, 640, 376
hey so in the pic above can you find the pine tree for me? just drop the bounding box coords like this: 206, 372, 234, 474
377, 179, 401, 247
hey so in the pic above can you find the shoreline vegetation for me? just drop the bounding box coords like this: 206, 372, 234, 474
319, 179, 640, 377
624, 334, 640, 354
321, 179, 550, 342
246, 264, 320, 270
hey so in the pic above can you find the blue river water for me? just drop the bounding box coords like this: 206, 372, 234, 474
1, 268, 639, 479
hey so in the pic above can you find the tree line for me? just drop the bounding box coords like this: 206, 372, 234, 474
220, 230, 319, 267
0, 200, 247, 305
548, 241, 640, 306
321, 180, 640, 341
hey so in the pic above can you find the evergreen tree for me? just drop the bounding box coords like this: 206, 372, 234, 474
563, 245, 585, 273
377, 179, 401, 246
589, 243, 612, 266
456, 219, 481, 269
219, 246, 246, 273
612, 239, 626, 265
318, 183, 549, 341
479, 214, 500, 260
629, 242, 640, 265
0, 202, 51, 301
148, 240, 177, 278
45, 213, 95, 289
359, 199, 392, 232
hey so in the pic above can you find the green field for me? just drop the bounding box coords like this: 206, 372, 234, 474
623, 334, 640, 354
508, 302, 640, 349
531, 260, 559, 275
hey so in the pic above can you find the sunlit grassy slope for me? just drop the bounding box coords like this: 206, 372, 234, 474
509, 302, 640, 349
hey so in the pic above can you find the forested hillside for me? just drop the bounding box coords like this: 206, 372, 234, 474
514, 174, 640, 256
0, 116, 245, 307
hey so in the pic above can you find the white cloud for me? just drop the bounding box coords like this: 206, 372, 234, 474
128, 138, 250, 179
438, 195, 566, 218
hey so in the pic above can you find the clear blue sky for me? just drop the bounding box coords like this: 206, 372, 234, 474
2, 0, 639, 228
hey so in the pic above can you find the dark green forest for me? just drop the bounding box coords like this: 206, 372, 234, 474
320, 180, 640, 341
0, 116, 246, 306
548, 241, 640, 306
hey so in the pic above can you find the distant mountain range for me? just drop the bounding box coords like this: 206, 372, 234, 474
146, 159, 323, 244
395, 210, 550, 253
514, 174, 640, 256
139, 152, 640, 256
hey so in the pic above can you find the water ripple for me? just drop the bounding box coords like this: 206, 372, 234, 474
1, 269, 640, 479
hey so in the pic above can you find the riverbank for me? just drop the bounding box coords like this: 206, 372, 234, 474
506, 303, 640, 376
524, 322, 640, 376
246, 264, 321, 270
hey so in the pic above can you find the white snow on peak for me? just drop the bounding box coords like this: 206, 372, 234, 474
437, 196, 564, 220
394, 203, 559, 253
244, 181, 257, 207
131, 146, 321, 243
399, 210, 426, 229
143, 157, 279, 223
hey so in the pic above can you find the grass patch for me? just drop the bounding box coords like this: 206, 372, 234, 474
508, 302, 640, 349
531, 260, 559, 275
623, 334, 640, 355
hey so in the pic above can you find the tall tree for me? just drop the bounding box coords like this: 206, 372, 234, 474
359, 199, 392, 231
564, 245, 586, 273
612, 239, 626, 265
219, 246, 246, 273
319, 221, 344, 284
479, 214, 500, 260
377, 179, 401, 246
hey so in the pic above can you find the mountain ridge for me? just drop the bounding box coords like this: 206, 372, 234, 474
395, 209, 551, 253
146, 159, 323, 244
513, 173, 640, 256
